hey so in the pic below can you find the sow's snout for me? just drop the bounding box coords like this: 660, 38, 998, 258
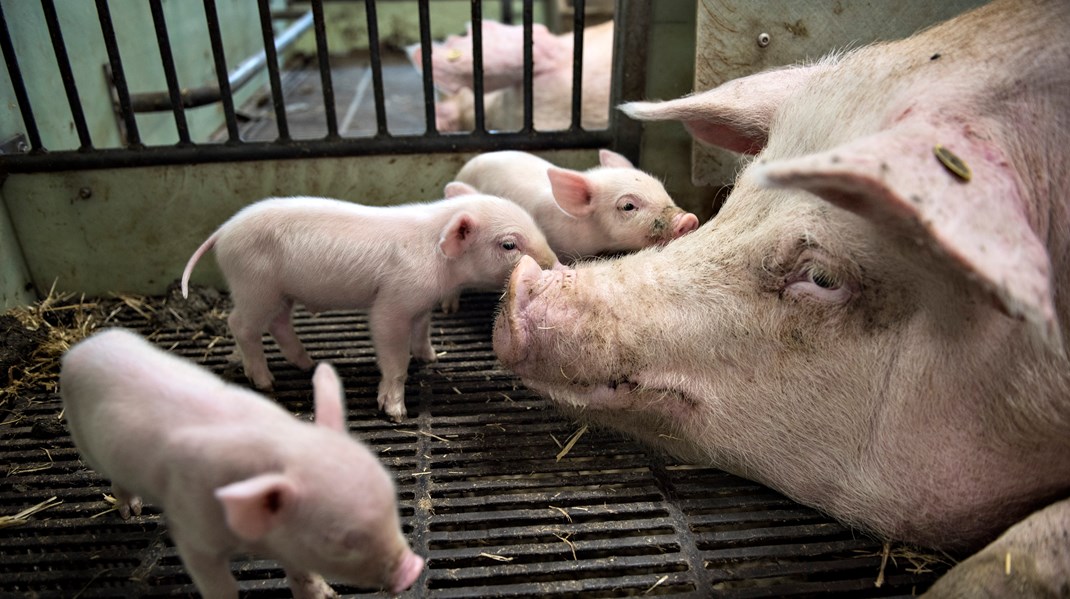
494, 255, 564, 370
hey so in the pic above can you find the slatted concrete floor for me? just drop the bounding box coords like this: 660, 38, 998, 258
0, 292, 952, 597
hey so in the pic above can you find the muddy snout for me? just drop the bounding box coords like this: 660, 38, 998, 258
672, 211, 700, 238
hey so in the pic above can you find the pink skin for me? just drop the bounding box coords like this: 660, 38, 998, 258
182, 192, 557, 422
60, 329, 425, 597
455, 149, 698, 262
409, 21, 614, 132
498, 0, 1070, 594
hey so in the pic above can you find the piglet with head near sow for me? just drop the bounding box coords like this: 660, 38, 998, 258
61, 329, 424, 597
454, 149, 698, 262
182, 191, 557, 421
496, 0, 1070, 594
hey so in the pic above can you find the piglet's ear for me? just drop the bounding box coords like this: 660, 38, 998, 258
439, 212, 478, 258
546, 167, 595, 218
619, 63, 824, 155
444, 181, 479, 198
215, 473, 297, 542
312, 363, 346, 433
754, 125, 1062, 353
598, 149, 634, 169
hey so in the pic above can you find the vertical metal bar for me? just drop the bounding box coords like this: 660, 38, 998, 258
310, 0, 338, 138
95, 0, 141, 147
521, 0, 533, 132
41, 0, 93, 149
417, 0, 438, 134
609, 0, 649, 163
570, 0, 586, 131
500, 0, 513, 24
148, 0, 191, 144
203, 0, 240, 142
256, 0, 289, 140
364, 0, 388, 136
470, 0, 485, 133
0, 2, 43, 151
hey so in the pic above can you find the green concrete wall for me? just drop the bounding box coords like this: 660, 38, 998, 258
0, 0, 271, 150
0, 190, 35, 308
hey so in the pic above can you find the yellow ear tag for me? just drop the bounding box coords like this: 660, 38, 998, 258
933, 144, 972, 182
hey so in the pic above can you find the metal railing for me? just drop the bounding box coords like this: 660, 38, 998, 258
0, 0, 648, 174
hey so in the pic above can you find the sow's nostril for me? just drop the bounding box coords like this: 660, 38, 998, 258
672, 212, 700, 238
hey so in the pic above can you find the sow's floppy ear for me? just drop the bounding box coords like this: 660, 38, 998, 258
754, 124, 1063, 352
439, 212, 479, 258
619, 63, 825, 155
312, 362, 346, 434
215, 473, 298, 542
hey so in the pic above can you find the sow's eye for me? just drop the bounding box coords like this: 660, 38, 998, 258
786, 264, 854, 303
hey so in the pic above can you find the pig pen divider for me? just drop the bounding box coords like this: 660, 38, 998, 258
0, 0, 646, 174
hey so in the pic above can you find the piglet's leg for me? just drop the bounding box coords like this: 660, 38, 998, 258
285, 569, 339, 599
409, 311, 437, 363
172, 538, 239, 599
268, 299, 314, 371
370, 307, 414, 422
111, 483, 142, 519
227, 296, 284, 390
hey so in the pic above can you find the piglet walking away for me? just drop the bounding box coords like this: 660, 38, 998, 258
496, 0, 1070, 595
60, 328, 424, 597
182, 192, 556, 421
455, 150, 698, 261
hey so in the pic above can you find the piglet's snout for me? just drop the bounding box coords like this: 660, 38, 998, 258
390, 550, 425, 594
671, 212, 699, 239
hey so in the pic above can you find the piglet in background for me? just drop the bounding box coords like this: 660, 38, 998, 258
181, 192, 557, 421
60, 328, 424, 597
409, 20, 613, 132
455, 149, 698, 261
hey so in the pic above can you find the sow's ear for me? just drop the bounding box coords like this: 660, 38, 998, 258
619, 63, 825, 155
312, 362, 346, 433
215, 473, 298, 541
755, 125, 1062, 352
439, 212, 478, 258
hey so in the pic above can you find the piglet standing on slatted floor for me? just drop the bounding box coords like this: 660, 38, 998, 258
60, 328, 424, 597
181, 190, 557, 421
454, 149, 699, 262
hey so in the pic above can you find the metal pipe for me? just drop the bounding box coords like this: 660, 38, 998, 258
203, 0, 240, 142
0, 130, 615, 173
364, 0, 388, 136
570, 0, 586, 131
471, 0, 486, 133
128, 11, 313, 113
310, 0, 339, 138
417, 0, 438, 135
95, 0, 141, 147
148, 0, 191, 143
522, 0, 533, 132
41, 0, 93, 149
256, 0, 291, 141
0, 2, 42, 151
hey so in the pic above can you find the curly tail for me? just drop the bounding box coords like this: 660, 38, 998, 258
181, 232, 218, 299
